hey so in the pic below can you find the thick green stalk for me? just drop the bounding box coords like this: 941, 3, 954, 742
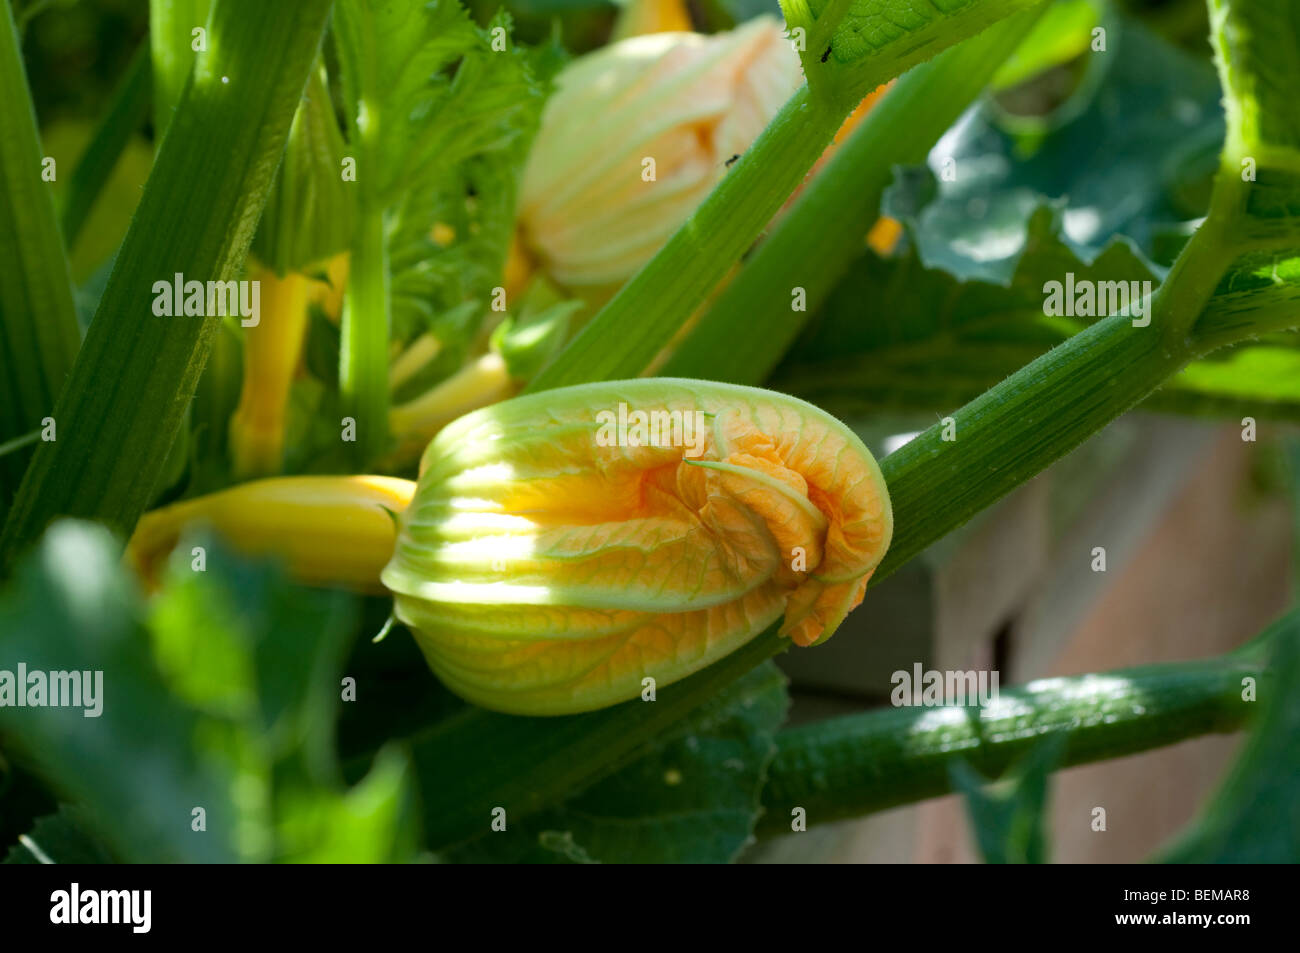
150, 0, 212, 138
61, 41, 151, 249
0, 0, 80, 502
875, 309, 1193, 582
756, 635, 1275, 836
0, 0, 333, 561
661, 7, 1045, 384
340, 205, 390, 464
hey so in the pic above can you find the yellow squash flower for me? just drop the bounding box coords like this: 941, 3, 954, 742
516, 16, 802, 296
382, 379, 892, 715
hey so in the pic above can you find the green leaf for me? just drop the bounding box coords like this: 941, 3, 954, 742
951, 734, 1063, 864
4, 805, 115, 864
446, 661, 788, 863
794, 0, 1045, 105
0, 0, 335, 562
333, 0, 479, 210
778, 181, 1300, 422
0, 0, 80, 502
880, 15, 1222, 282
1157, 612, 1300, 863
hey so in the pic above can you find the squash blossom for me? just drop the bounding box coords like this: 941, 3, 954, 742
515, 16, 802, 296
382, 379, 892, 715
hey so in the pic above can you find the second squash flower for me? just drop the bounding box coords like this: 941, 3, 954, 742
515, 15, 802, 297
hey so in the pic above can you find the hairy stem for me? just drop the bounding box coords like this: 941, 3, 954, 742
757, 633, 1278, 835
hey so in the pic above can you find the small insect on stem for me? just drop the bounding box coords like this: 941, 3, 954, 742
725, 154, 741, 168
820, 45, 831, 63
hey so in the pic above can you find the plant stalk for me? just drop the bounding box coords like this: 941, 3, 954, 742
661, 6, 1046, 384
340, 204, 391, 464
1, 0, 335, 562
757, 646, 1271, 836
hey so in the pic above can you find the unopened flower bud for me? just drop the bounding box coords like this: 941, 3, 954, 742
382, 379, 892, 715
516, 17, 801, 296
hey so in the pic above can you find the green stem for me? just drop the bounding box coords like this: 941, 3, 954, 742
340, 204, 391, 464
61, 41, 151, 250
756, 638, 1274, 836
1, 0, 334, 561
149, 0, 212, 139
874, 307, 1192, 582
661, 7, 1046, 385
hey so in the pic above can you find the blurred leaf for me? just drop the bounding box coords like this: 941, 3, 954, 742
882, 15, 1222, 280
0, 521, 417, 863
711, 0, 783, 25
1158, 612, 1300, 863
276, 745, 420, 863
491, 298, 581, 381
0, 523, 247, 861
446, 661, 788, 863
951, 733, 1065, 864
3, 805, 114, 864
